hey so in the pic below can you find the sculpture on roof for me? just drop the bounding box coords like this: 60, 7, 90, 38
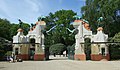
38, 16, 46, 21
73, 15, 81, 20
18, 19, 23, 28
97, 17, 104, 27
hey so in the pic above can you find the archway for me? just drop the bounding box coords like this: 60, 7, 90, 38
84, 38, 91, 60
30, 38, 35, 46
29, 38, 35, 60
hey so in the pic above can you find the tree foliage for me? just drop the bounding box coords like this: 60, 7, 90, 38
109, 31, 120, 60
0, 18, 11, 40
109, 44, 120, 60
10, 23, 30, 39
0, 18, 30, 40
49, 43, 65, 55
0, 18, 30, 60
0, 37, 12, 60
111, 32, 120, 42
44, 10, 76, 46
81, 0, 120, 36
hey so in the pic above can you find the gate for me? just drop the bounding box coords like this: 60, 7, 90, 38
84, 38, 91, 60
67, 45, 75, 60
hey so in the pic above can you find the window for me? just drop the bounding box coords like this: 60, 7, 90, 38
101, 48, 105, 56
15, 48, 18, 55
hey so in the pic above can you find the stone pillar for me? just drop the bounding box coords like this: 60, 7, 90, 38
18, 45, 21, 54
34, 44, 45, 61
104, 46, 110, 60
41, 33, 45, 49
20, 44, 29, 60
74, 47, 86, 60
13, 46, 15, 54
79, 22, 83, 37
105, 46, 108, 55
74, 21, 86, 61
91, 44, 101, 61
74, 36, 86, 60
91, 44, 110, 61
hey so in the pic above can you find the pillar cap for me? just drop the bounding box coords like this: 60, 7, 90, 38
17, 28, 23, 32
97, 27, 103, 31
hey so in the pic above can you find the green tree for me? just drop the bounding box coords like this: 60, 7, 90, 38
111, 32, 120, 43
109, 32, 120, 59
9, 24, 19, 40
10, 23, 30, 40
81, 0, 120, 36
0, 37, 11, 60
49, 43, 65, 55
0, 18, 12, 60
20, 23, 30, 35
0, 18, 11, 40
44, 10, 76, 47
0, 18, 30, 60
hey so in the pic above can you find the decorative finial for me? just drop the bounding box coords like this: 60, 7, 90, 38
73, 15, 81, 20
97, 17, 104, 27
97, 17, 103, 22
38, 16, 46, 21
82, 19, 89, 24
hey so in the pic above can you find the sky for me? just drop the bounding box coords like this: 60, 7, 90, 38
0, 0, 85, 24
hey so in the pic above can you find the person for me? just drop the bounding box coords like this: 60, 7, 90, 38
9, 56, 13, 63
12, 53, 17, 62
7, 56, 10, 61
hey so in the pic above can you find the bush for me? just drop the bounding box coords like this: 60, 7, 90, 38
109, 44, 120, 60
49, 43, 65, 55
110, 32, 120, 60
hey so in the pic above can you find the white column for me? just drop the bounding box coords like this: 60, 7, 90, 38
75, 34, 79, 50
13, 46, 15, 54
99, 45, 102, 54
41, 33, 45, 49
105, 46, 108, 55
18, 45, 21, 54
78, 22, 83, 37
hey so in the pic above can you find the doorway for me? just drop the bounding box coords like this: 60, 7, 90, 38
29, 48, 35, 60
84, 38, 91, 60
29, 38, 35, 60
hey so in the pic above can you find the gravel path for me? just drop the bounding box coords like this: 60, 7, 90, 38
0, 56, 120, 70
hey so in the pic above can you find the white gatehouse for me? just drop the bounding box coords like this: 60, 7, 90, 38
71, 17, 109, 61
13, 18, 46, 60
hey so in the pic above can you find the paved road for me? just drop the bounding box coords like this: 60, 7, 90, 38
0, 56, 120, 70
